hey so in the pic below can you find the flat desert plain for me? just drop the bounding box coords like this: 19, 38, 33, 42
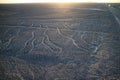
0, 3, 120, 80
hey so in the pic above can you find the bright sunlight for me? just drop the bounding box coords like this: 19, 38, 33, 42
0, 0, 120, 3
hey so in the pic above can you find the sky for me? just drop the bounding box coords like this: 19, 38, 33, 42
0, 0, 120, 3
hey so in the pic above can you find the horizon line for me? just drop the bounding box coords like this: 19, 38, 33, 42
0, 2, 120, 4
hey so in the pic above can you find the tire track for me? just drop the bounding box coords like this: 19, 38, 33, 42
108, 4, 120, 26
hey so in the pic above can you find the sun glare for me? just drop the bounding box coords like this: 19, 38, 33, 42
0, 0, 120, 3
19, 0, 88, 3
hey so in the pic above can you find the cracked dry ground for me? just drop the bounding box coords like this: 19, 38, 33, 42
0, 3, 120, 80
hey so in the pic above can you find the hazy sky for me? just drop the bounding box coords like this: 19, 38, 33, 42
0, 0, 120, 3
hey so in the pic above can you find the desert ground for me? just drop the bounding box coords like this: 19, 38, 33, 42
0, 3, 120, 80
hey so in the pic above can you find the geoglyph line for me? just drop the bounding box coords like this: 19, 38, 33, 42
41, 25, 63, 53
0, 25, 116, 34
28, 32, 35, 53
45, 34, 62, 53
5, 36, 15, 48
57, 27, 79, 48
41, 37, 54, 52
16, 31, 35, 55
